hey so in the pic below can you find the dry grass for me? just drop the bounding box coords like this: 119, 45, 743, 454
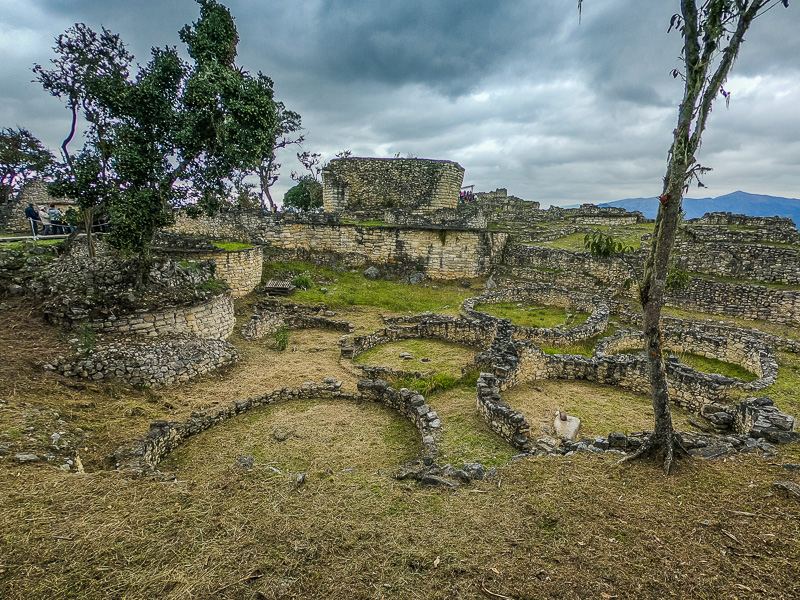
503, 380, 698, 438
352, 339, 477, 378
1, 295, 800, 599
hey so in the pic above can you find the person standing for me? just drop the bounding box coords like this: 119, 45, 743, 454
48, 204, 62, 235
38, 205, 51, 235
25, 203, 40, 236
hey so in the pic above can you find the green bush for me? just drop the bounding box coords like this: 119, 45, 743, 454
292, 273, 313, 289
274, 324, 289, 351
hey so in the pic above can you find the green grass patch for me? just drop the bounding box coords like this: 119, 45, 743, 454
195, 278, 229, 293
262, 260, 473, 314
352, 339, 476, 378
474, 302, 590, 328
542, 224, 654, 251
672, 351, 758, 382
757, 352, 800, 417
539, 327, 617, 357
433, 388, 516, 468
0, 238, 62, 250
211, 241, 253, 251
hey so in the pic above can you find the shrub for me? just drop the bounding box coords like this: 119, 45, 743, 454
292, 273, 313, 290
274, 324, 289, 351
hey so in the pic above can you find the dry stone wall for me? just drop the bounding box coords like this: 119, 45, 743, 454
49, 291, 235, 340
46, 336, 238, 388
322, 157, 464, 213
476, 373, 532, 452
673, 240, 800, 283
667, 278, 800, 324
169, 211, 506, 280
340, 315, 496, 359
164, 247, 262, 297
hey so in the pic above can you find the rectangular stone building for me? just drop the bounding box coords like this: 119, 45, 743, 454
322, 157, 464, 214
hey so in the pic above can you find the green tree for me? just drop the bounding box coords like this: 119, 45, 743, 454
580, 0, 791, 474
0, 127, 54, 203
283, 177, 323, 212
35, 0, 282, 257
33, 24, 131, 256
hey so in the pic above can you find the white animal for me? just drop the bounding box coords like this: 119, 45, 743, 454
553, 410, 581, 441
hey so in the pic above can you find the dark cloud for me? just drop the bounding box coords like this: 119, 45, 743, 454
1, 0, 797, 206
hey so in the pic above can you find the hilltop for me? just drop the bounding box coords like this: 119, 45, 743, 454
599, 191, 800, 224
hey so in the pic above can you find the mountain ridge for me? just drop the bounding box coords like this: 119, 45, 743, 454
596, 191, 800, 224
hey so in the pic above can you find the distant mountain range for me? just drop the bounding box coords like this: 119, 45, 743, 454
596, 191, 800, 225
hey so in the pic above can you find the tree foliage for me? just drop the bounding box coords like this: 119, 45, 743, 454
583, 230, 633, 258
0, 127, 54, 202
35, 0, 287, 256
283, 177, 323, 212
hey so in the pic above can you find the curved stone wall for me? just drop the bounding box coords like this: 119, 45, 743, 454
165, 247, 263, 297
112, 378, 443, 475
46, 336, 239, 388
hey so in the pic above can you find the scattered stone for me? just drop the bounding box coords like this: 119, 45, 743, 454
271, 427, 296, 442
408, 272, 425, 285
484, 275, 497, 291
608, 432, 627, 449
399, 352, 413, 360
364, 266, 380, 281
783, 463, 800, 471
461, 462, 486, 480
773, 481, 800, 499
553, 411, 581, 441
295, 473, 308, 485
232, 455, 255, 469
420, 475, 459, 487
15, 453, 38, 463
689, 442, 732, 459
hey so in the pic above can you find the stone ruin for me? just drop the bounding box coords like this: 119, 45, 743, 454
2, 158, 798, 482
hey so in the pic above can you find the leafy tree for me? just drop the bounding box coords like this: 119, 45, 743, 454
0, 127, 54, 202
283, 177, 323, 212
35, 0, 282, 257
33, 24, 133, 171
33, 24, 131, 256
579, 0, 791, 474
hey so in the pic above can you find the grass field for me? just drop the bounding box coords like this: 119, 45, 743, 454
1, 266, 799, 599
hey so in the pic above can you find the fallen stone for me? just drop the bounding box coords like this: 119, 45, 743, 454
15, 453, 38, 463
773, 481, 800, 499
420, 475, 459, 487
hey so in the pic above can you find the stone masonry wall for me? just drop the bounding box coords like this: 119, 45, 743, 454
46, 336, 239, 388
322, 157, 464, 213
476, 373, 532, 452
112, 378, 443, 474
170, 211, 506, 280
673, 240, 800, 283
164, 247, 263, 297
49, 291, 235, 340
667, 278, 800, 324
340, 316, 496, 359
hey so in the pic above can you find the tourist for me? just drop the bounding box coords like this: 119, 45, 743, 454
38, 205, 51, 235
48, 204, 63, 235
25, 203, 40, 236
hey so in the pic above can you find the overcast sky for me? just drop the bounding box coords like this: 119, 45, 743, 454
1, 0, 797, 207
